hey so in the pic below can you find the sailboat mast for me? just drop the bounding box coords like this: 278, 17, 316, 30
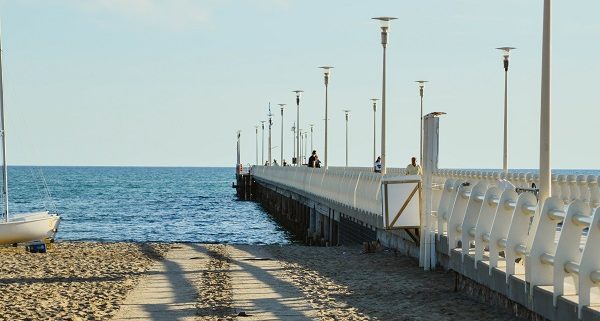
0, 27, 9, 222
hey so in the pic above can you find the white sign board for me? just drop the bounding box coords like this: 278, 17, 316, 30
382, 175, 422, 229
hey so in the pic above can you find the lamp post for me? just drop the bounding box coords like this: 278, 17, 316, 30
303, 131, 308, 164
296, 128, 302, 165
343, 109, 351, 167
278, 103, 286, 165
496, 47, 516, 173
372, 16, 397, 175
309, 124, 314, 153
267, 105, 273, 166
415, 80, 428, 165
254, 125, 259, 165
293, 90, 304, 166
260, 121, 266, 165
236, 130, 241, 174
291, 123, 296, 165
298, 128, 304, 165
319, 66, 333, 169
539, 0, 551, 204
370, 98, 379, 163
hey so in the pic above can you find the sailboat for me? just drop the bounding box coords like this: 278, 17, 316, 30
0, 28, 60, 245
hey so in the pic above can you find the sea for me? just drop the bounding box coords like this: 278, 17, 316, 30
4, 166, 600, 244
6, 166, 292, 244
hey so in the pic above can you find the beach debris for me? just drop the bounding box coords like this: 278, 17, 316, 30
242, 257, 271, 261
362, 240, 382, 254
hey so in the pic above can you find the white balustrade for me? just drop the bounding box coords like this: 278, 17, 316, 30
460, 182, 488, 257
253, 165, 600, 315
590, 176, 600, 208
578, 175, 590, 204
567, 174, 578, 202
552, 201, 591, 306
487, 188, 519, 273
473, 186, 501, 268
436, 179, 461, 238
252, 165, 386, 216
504, 192, 537, 282
558, 175, 570, 204
446, 182, 473, 253
578, 207, 600, 318
527, 196, 565, 291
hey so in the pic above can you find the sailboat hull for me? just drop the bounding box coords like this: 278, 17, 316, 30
0, 211, 60, 245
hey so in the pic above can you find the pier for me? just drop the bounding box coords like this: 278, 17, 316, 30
230, 113, 600, 321
242, 164, 600, 321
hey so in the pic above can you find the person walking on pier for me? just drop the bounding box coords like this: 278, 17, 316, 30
273, 159, 279, 166
374, 156, 382, 173
405, 157, 422, 175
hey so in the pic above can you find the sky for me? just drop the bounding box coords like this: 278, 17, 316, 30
0, 0, 599, 169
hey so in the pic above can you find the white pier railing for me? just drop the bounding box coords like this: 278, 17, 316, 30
252, 166, 385, 216
253, 166, 600, 318
433, 170, 600, 319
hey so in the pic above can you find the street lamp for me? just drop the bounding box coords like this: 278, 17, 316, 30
291, 123, 296, 165
343, 109, 351, 167
539, 0, 551, 204
278, 103, 286, 165
303, 131, 308, 164
298, 128, 303, 164
319, 66, 333, 169
236, 130, 241, 174
254, 125, 259, 165
415, 80, 429, 165
260, 121, 266, 165
267, 104, 273, 166
293, 90, 304, 166
309, 124, 314, 153
372, 16, 397, 175
496, 46, 516, 173
370, 98, 379, 163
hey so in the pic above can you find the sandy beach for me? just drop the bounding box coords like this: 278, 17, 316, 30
0, 242, 170, 321
0, 243, 521, 321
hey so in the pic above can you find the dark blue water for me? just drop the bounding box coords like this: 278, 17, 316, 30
6, 167, 291, 244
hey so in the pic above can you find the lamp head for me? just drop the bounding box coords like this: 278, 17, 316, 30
372, 17, 397, 30
371, 98, 379, 111
496, 47, 516, 59
415, 80, 428, 88
318, 66, 334, 75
